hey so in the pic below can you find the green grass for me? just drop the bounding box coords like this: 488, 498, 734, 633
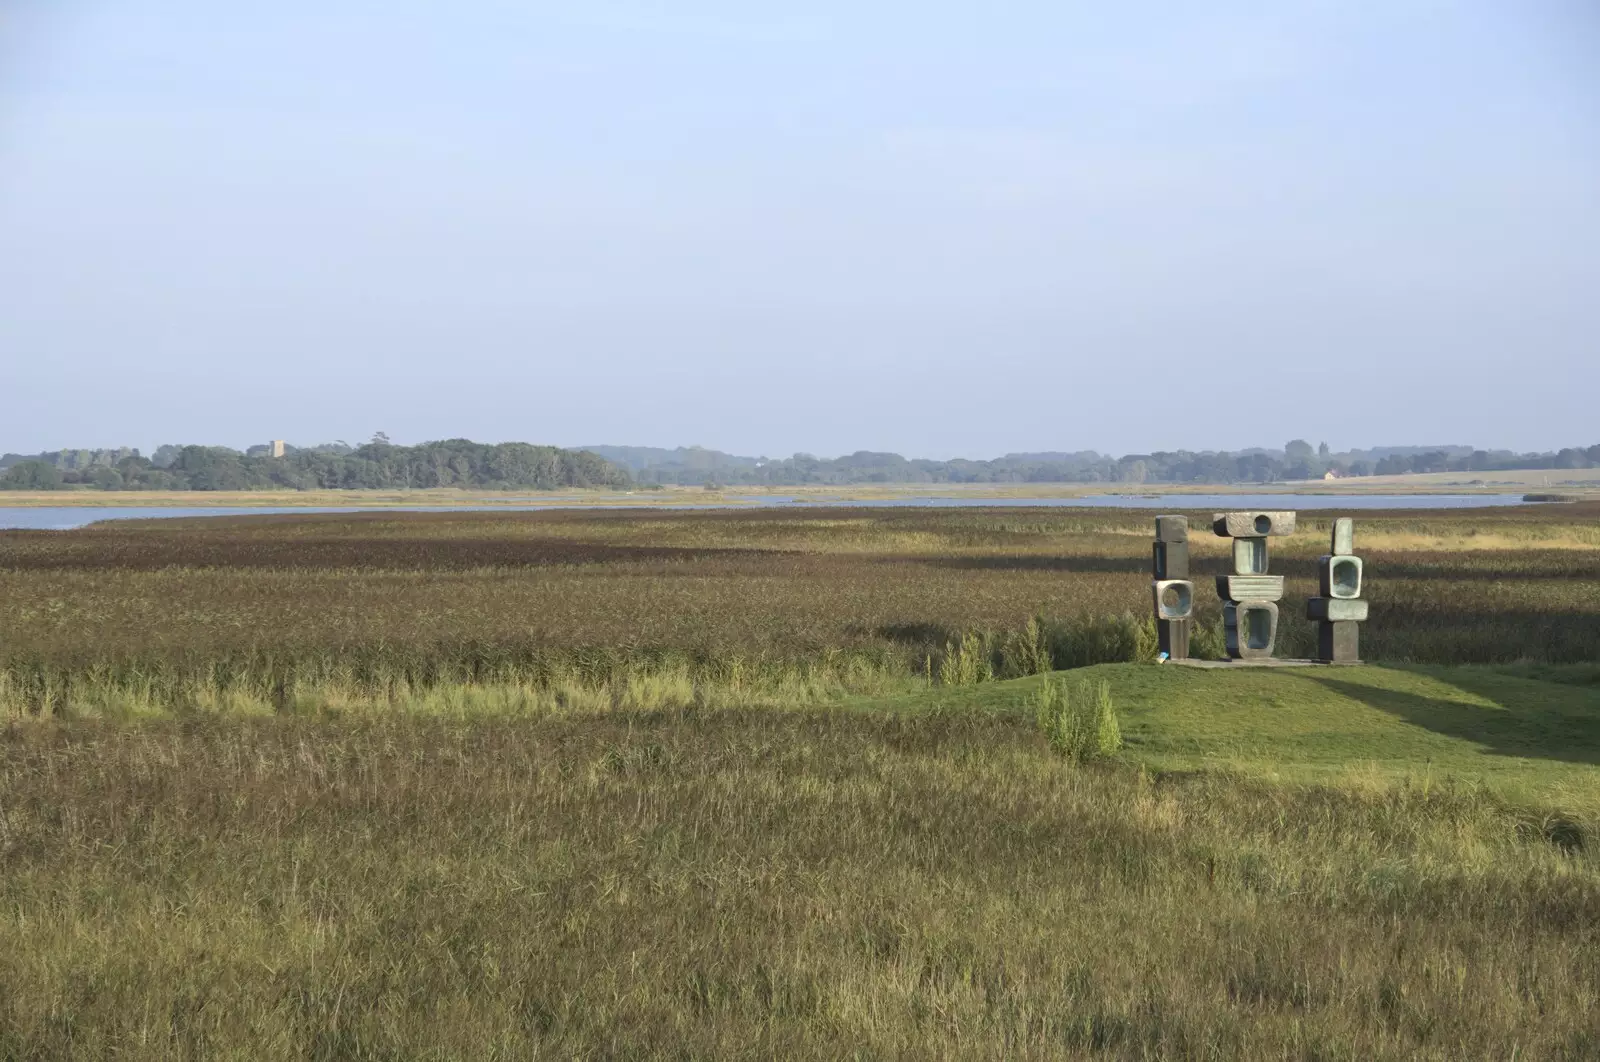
863, 663, 1600, 814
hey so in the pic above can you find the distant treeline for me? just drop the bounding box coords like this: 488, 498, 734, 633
0, 439, 631, 491
6, 438, 1599, 492
584, 441, 1600, 487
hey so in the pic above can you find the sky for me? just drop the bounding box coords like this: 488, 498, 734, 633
2, 1, 1597, 460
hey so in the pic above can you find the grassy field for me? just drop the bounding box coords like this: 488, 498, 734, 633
2, 503, 1598, 715
1, 505, 1597, 1058
2, 668, 1596, 1059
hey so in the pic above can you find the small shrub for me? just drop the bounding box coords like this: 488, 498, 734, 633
1033, 677, 1121, 761
1188, 618, 1228, 661
1131, 615, 1159, 664
999, 615, 1054, 678
938, 632, 994, 687
1049, 613, 1156, 669
1091, 680, 1121, 756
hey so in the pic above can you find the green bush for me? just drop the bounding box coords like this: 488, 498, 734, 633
1188, 619, 1228, 661
938, 631, 994, 687
1032, 676, 1121, 761
1047, 612, 1158, 669
999, 615, 1053, 678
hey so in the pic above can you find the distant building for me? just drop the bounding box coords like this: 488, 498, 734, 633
269, 440, 286, 459
1323, 469, 1341, 481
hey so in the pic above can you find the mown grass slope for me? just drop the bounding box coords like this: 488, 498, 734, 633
875, 663, 1600, 811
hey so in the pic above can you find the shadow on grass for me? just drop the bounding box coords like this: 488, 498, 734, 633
913, 555, 1148, 574
1306, 673, 1600, 766
902, 551, 1600, 583
873, 622, 959, 647
0, 536, 792, 573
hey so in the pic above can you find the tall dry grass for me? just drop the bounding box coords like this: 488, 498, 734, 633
2, 503, 1597, 714
1, 707, 1594, 1059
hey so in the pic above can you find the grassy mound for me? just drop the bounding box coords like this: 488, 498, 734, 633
863, 662, 1600, 811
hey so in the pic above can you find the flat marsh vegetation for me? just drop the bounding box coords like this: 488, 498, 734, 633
2, 504, 1598, 1058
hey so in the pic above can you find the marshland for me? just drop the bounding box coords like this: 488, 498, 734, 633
1, 503, 1597, 1059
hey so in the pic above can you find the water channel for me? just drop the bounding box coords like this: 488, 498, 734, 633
0, 493, 1544, 531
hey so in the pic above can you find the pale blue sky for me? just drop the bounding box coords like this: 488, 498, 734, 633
2, 1, 1596, 458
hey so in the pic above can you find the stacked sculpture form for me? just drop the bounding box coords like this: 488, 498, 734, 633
1308, 517, 1367, 662
1151, 515, 1193, 659
1212, 511, 1294, 660
1149, 511, 1368, 664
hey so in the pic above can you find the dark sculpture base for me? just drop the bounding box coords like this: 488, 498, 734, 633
1157, 618, 1191, 660
1316, 620, 1361, 663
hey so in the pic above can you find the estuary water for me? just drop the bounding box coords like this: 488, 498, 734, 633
0, 493, 1542, 531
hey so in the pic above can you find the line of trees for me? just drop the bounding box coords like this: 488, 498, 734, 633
619, 449, 1326, 486
0, 439, 632, 491
596, 441, 1600, 487
1369, 446, 1600, 476
6, 437, 1599, 492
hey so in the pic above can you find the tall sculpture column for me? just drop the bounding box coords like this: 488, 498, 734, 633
1151, 515, 1193, 660
1212, 511, 1295, 660
1309, 516, 1367, 663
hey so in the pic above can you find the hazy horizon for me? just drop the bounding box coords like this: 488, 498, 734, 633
4, 2, 1597, 458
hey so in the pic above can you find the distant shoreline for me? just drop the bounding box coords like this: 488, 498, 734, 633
0, 478, 1587, 509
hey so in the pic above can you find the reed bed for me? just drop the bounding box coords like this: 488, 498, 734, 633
3, 504, 1597, 716
2, 505, 1597, 1057
1, 707, 1594, 1059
